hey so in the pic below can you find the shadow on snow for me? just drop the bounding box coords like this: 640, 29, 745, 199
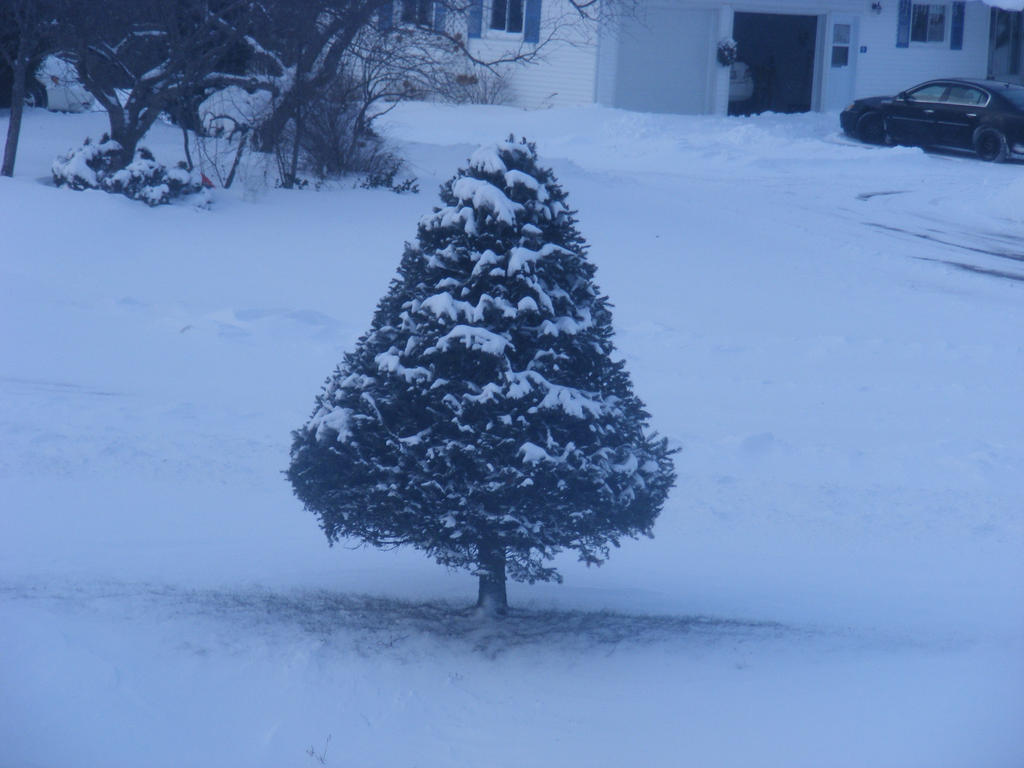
2, 580, 800, 658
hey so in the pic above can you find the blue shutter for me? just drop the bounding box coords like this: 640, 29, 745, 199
378, 0, 394, 30
950, 1, 965, 50
433, 1, 447, 32
896, 0, 911, 47
524, 0, 542, 43
467, 0, 483, 38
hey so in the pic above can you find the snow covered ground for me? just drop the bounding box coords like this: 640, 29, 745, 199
1, 104, 1021, 768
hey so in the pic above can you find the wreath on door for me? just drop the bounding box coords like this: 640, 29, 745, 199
717, 38, 738, 67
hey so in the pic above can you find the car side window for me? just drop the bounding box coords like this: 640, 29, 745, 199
944, 86, 988, 106
907, 84, 948, 102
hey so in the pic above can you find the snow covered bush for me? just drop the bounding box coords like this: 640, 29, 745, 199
50, 137, 122, 191
288, 138, 676, 614
188, 86, 273, 190
197, 86, 274, 139
52, 138, 208, 206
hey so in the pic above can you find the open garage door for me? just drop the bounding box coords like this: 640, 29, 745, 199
729, 12, 818, 115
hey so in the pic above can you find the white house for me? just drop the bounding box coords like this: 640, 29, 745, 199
465, 0, 1022, 114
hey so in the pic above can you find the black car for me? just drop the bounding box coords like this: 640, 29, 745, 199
840, 78, 1024, 162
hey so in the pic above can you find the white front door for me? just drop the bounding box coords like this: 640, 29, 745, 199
823, 14, 859, 111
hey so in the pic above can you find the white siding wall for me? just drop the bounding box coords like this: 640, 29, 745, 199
468, 0, 599, 108
854, 1, 991, 98
595, 13, 620, 105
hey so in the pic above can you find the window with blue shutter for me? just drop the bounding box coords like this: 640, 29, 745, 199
378, 0, 394, 31
901, 2, 951, 45
481, 0, 540, 41
897, 0, 911, 47
911, 4, 946, 41
433, 1, 447, 32
401, 0, 432, 25
490, 0, 523, 33
524, 0, 542, 43
468, 0, 483, 37
950, 1, 965, 50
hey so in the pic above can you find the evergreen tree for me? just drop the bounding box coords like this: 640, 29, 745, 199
288, 138, 675, 614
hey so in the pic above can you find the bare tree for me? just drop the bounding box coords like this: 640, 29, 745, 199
242, 0, 395, 177
55, 0, 254, 170
248, 1, 461, 186
234, 0, 599, 187
0, 0, 57, 177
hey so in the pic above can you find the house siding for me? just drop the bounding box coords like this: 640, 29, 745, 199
854, 1, 991, 97
468, 0, 599, 108
472, 0, 993, 113
595, 14, 620, 106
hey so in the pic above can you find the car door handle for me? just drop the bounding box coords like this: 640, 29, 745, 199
922, 109, 935, 114
966, 113, 977, 118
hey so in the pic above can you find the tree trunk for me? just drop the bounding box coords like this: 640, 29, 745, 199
181, 124, 193, 172
110, 127, 143, 171
254, 91, 295, 154
476, 542, 508, 615
288, 106, 303, 187
1, 42, 31, 177
106, 105, 157, 172
223, 131, 248, 189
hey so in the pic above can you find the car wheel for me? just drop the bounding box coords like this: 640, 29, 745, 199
24, 80, 48, 109
856, 111, 886, 145
973, 127, 1008, 162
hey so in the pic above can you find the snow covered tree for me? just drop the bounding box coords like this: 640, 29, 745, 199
288, 138, 675, 614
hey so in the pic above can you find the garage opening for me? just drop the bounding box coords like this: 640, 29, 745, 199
729, 13, 818, 115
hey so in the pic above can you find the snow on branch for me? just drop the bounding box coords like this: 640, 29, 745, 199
508, 370, 605, 418
417, 291, 517, 323
451, 177, 522, 225
374, 349, 432, 382
539, 308, 593, 336
312, 406, 353, 443
537, 384, 604, 418
433, 325, 514, 356
507, 243, 572, 276
422, 206, 477, 235
518, 442, 563, 464
468, 145, 509, 174
504, 169, 548, 202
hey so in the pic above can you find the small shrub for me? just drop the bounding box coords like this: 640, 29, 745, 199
266, 81, 418, 194
435, 67, 510, 105
294, 79, 417, 194
358, 151, 419, 194
276, 176, 310, 190
50, 136, 122, 190
296, 81, 373, 181
53, 137, 209, 206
